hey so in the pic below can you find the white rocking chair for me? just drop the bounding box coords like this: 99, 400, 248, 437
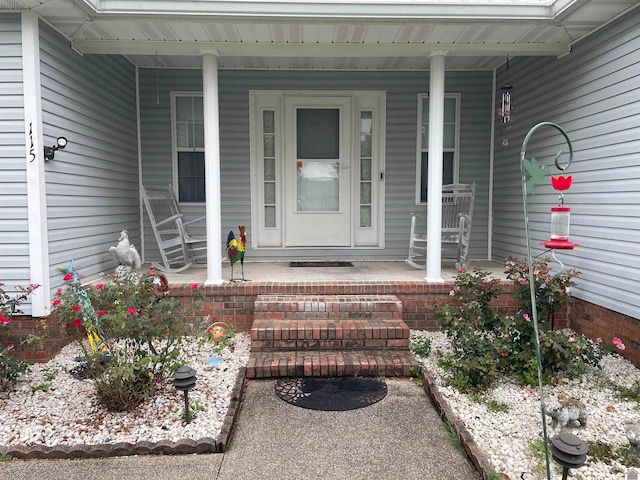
141, 184, 207, 272
406, 182, 476, 270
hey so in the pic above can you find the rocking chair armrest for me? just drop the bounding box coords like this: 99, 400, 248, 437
183, 215, 206, 226
155, 214, 183, 227
410, 212, 426, 220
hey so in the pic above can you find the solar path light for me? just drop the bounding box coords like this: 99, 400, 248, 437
551, 433, 588, 480
173, 365, 197, 424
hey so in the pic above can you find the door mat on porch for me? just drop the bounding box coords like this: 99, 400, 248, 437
289, 261, 354, 268
274, 377, 387, 411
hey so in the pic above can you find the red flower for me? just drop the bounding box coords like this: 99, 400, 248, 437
128, 307, 137, 315
97, 310, 105, 317
96, 283, 104, 290
72, 319, 82, 328
149, 265, 154, 270
73, 305, 82, 311
149, 272, 155, 277
550, 175, 573, 191
191, 283, 199, 289
56, 288, 63, 296
52, 299, 61, 307
63, 273, 74, 281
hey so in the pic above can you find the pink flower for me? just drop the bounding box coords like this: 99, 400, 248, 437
128, 307, 137, 315
613, 337, 626, 351
149, 265, 154, 270
73, 305, 81, 312
149, 272, 155, 277
97, 310, 105, 317
52, 299, 61, 307
523, 313, 531, 322
191, 283, 199, 289
449, 290, 455, 297
56, 288, 63, 296
63, 273, 73, 281
3, 317, 10, 325
96, 283, 104, 290
596, 337, 602, 343
569, 335, 575, 342
519, 278, 525, 285
459, 268, 465, 273
72, 319, 82, 328
6, 344, 14, 351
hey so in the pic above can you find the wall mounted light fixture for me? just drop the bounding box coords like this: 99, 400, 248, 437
44, 137, 68, 161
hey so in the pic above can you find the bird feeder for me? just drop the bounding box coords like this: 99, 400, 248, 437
543, 175, 579, 250
173, 365, 197, 424
551, 433, 588, 480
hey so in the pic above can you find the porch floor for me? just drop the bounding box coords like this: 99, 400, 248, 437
160, 260, 506, 285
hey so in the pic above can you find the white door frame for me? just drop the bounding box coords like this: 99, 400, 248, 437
249, 90, 386, 250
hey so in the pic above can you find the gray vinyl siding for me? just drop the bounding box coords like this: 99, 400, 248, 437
0, 13, 29, 288
139, 69, 493, 262
492, 8, 640, 319
39, 22, 138, 289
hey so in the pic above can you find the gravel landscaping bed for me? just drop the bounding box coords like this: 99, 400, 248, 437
0, 334, 250, 454
413, 330, 640, 480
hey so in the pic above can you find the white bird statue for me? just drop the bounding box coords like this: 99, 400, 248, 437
109, 230, 142, 270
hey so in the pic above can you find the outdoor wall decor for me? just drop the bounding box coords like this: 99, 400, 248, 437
497, 56, 514, 146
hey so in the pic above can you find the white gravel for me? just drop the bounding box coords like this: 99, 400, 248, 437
0, 333, 250, 447
413, 330, 640, 480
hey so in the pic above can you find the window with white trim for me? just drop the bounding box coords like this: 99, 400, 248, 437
173, 94, 205, 203
416, 94, 460, 204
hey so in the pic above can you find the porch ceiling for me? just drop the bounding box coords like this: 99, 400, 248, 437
2, 0, 638, 70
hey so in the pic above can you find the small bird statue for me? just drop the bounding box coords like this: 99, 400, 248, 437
109, 230, 142, 270
226, 226, 246, 281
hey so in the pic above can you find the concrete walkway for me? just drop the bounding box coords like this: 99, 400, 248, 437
0, 379, 480, 480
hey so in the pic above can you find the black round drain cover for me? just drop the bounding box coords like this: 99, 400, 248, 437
274, 377, 387, 411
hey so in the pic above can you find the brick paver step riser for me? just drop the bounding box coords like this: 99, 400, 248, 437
246, 351, 419, 379
248, 294, 416, 378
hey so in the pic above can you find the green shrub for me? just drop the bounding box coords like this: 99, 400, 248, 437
433, 261, 603, 392
409, 335, 432, 358
51, 266, 204, 411
0, 283, 37, 388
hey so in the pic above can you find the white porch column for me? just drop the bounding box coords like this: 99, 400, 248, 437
202, 51, 223, 285
22, 11, 50, 316
425, 52, 447, 282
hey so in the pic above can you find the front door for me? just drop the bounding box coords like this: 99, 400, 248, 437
284, 96, 352, 246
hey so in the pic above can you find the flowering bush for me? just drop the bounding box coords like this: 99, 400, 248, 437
50, 266, 204, 411
0, 283, 38, 387
433, 263, 603, 392
504, 256, 578, 322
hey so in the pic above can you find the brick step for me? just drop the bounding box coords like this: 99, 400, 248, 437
253, 295, 403, 320
251, 318, 410, 351
246, 350, 419, 379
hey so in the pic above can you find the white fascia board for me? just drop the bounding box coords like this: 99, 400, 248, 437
77, 0, 569, 21
72, 39, 571, 57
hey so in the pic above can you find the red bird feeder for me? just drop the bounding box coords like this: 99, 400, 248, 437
543, 175, 578, 250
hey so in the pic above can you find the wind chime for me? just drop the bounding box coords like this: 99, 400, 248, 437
498, 56, 514, 145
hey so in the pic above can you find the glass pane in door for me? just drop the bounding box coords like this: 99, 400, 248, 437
296, 162, 339, 212
296, 109, 339, 159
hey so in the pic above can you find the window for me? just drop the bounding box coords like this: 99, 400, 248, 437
173, 94, 205, 203
416, 94, 460, 204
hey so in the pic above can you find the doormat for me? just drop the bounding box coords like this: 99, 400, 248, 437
289, 261, 354, 268
274, 377, 387, 411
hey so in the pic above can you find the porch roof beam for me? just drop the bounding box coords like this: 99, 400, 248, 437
76, 0, 583, 21
72, 40, 571, 58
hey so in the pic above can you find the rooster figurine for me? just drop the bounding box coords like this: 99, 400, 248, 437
109, 230, 142, 269
226, 226, 246, 281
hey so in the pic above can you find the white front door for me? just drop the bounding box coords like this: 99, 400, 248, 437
284, 96, 352, 247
